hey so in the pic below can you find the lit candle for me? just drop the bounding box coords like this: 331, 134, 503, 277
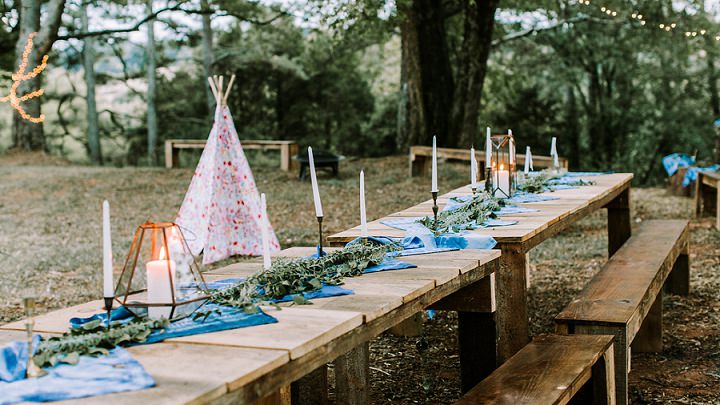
260, 193, 271, 270
146, 246, 176, 319
485, 127, 492, 167
550, 137, 559, 168
308, 146, 323, 218
494, 164, 510, 198
359, 171, 368, 237
102, 200, 113, 298
431, 136, 438, 193
524, 146, 533, 174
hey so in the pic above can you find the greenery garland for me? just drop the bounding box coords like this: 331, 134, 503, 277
517, 171, 595, 194
418, 191, 504, 235
29, 241, 397, 369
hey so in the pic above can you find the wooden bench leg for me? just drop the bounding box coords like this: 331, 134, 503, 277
695, 176, 703, 218
591, 343, 616, 405
255, 386, 291, 405
280, 144, 290, 171
289, 143, 299, 171
576, 325, 629, 405
716, 186, 720, 230
291, 365, 328, 405
389, 312, 423, 337
334, 343, 369, 405
411, 155, 429, 177
606, 188, 631, 257
631, 291, 663, 353
665, 249, 690, 296
495, 246, 529, 364
164, 141, 174, 168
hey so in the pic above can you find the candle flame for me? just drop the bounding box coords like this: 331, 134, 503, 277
500, 164, 505, 170
159, 246, 167, 261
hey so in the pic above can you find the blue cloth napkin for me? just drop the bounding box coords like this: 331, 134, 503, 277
662, 153, 695, 176
507, 192, 559, 203
444, 196, 538, 215
378, 219, 498, 250
0, 342, 153, 405
683, 165, 720, 187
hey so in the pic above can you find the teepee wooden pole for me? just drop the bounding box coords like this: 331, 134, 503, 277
223, 74, 236, 105
218, 76, 224, 106
207, 77, 220, 106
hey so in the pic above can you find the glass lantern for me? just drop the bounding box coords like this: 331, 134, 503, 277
485, 133, 516, 198
114, 222, 209, 320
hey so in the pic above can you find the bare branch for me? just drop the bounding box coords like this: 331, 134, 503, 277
491, 15, 610, 48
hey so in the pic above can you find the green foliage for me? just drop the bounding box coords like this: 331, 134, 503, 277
418, 192, 504, 235
33, 317, 168, 368
518, 172, 594, 194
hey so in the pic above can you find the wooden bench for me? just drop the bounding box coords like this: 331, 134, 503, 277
164, 139, 298, 171
695, 170, 720, 229
555, 220, 690, 405
409, 145, 569, 177
456, 334, 615, 404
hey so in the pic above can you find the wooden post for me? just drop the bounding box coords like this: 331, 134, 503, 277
576, 324, 629, 405
280, 143, 291, 171
388, 312, 423, 337
716, 183, 720, 230
665, 244, 690, 296
631, 291, 663, 353
592, 344, 616, 405
290, 365, 328, 405
458, 312, 496, 392
607, 187, 631, 257
165, 140, 175, 168
410, 155, 430, 177
695, 173, 704, 217
334, 343, 369, 405
289, 143, 299, 171
495, 245, 529, 364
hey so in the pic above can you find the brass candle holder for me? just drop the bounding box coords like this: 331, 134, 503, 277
431, 191, 439, 229
23, 297, 47, 379
317, 216, 324, 257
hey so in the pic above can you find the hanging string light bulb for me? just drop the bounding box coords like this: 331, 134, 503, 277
0, 32, 47, 124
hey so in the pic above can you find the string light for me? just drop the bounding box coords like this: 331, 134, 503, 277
0, 32, 46, 123
575, 0, 719, 41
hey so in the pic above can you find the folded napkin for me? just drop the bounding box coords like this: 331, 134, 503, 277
0, 339, 153, 405
378, 219, 498, 250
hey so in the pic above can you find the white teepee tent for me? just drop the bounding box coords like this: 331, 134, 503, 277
176, 75, 281, 264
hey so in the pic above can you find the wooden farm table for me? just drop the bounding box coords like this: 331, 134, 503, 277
327, 173, 634, 364
694, 170, 720, 229
0, 247, 499, 404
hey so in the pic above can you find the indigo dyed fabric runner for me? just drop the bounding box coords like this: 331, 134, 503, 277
0, 340, 153, 405
377, 218, 498, 250
683, 165, 720, 187
662, 153, 695, 176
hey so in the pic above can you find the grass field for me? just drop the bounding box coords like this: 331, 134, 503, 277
1, 152, 718, 403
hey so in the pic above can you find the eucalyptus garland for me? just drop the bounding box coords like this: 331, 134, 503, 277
418, 191, 504, 235
33, 317, 168, 368
518, 171, 595, 194
210, 241, 398, 311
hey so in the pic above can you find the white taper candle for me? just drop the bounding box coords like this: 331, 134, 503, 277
485, 127, 492, 167
470, 147, 477, 187
260, 193, 271, 270
308, 147, 323, 217
509, 129, 515, 166
360, 171, 368, 237
524, 146, 532, 174
102, 200, 114, 298
431, 136, 438, 193
550, 137, 559, 168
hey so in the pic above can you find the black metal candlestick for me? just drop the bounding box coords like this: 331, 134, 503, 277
317, 216, 324, 256
104, 296, 114, 329
485, 167, 492, 193
431, 191, 439, 229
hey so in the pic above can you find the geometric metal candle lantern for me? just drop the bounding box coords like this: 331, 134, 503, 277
485, 133, 517, 199
114, 222, 210, 321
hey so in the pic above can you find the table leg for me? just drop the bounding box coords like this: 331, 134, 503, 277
607, 187, 631, 257
716, 185, 720, 230
164, 141, 174, 169
281, 144, 290, 171
695, 174, 703, 218
290, 365, 328, 405
334, 343, 369, 405
495, 246, 529, 364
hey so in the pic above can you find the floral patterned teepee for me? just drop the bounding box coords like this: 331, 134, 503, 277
176, 75, 281, 264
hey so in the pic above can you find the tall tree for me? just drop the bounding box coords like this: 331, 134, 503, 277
200, 0, 214, 117
81, 0, 101, 164
12, 0, 66, 151
146, 0, 158, 164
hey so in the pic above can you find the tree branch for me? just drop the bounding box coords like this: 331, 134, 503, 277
56, 3, 188, 40
491, 15, 609, 48
38, 0, 67, 54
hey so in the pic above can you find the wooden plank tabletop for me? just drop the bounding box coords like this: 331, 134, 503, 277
1, 247, 499, 404
327, 173, 633, 247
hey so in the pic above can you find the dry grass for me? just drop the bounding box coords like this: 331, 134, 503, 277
1, 153, 718, 404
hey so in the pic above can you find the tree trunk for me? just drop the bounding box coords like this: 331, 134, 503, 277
397, 0, 454, 150
200, 0, 214, 119
11, 0, 66, 151
146, 0, 158, 165
81, 0, 101, 164
13, 0, 44, 151
451, 0, 499, 147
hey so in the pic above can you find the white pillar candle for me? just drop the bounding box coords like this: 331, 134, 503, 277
431, 136, 438, 193
550, 137, 559, 168
494, 165, 511, 198
509, 129, 515, 166
102, 200, 114, 298
146, 247, 176, 319
470, 147, 477, 187
524, 146, 532, 174
359, 171, 368, 237
485, 127, 492, 168
260, 193, 271, 270
307, 147, 323, 218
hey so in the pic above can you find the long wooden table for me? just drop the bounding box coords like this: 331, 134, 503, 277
0, 247, 499, 404
328, 173, 634, 364
695, 170, 720, 229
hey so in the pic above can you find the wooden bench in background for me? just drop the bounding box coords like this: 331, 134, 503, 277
555, 220, 690, 405
164, 139, 298, 171
409, 145, 569, 177
456, 334, 616, 405
695, 170, 720, 229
